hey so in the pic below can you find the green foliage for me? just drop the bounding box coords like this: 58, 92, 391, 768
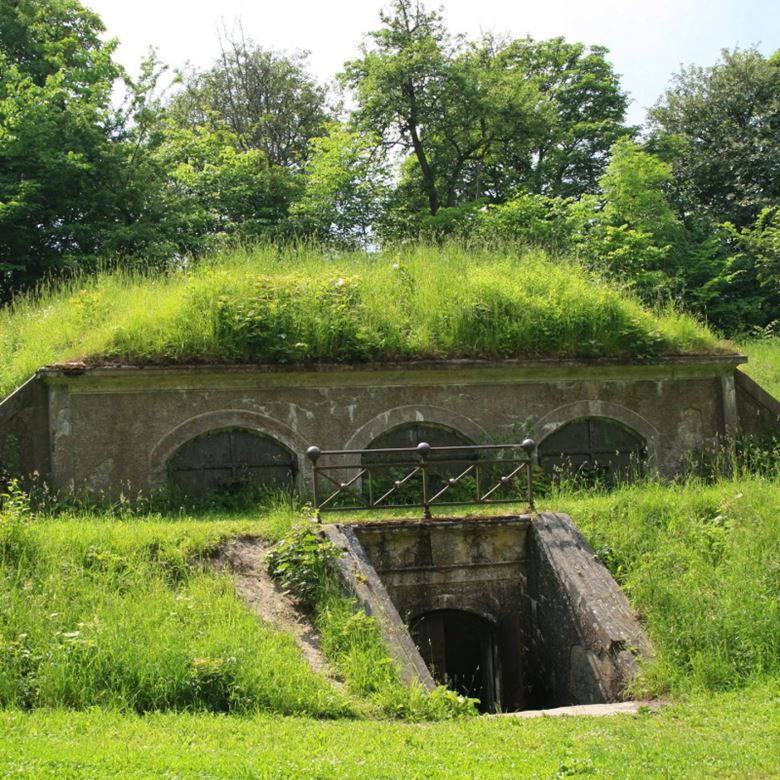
0, 244, 724, 398
723, 208, 780, 327
266, 524, 341, 608
648, 47, 780, 229
342, 0, 541, 215
471, 195, 577, 254
486, 36, 631, 198
0, 479, 34, 566
168, 32, 329, 169
0, 0, 124, 294
291, 125, 389, 247
150, 124, 301, 253
343, 4, 629, 217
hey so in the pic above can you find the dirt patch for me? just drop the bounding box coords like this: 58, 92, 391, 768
217, 537, 341, 684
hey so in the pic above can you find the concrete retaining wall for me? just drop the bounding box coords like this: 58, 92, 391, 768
0, 375, 51, 484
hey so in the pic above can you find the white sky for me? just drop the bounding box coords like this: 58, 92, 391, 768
85, 0, 779, 126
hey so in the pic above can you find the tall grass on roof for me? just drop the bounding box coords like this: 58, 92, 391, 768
0, 243, 724, 397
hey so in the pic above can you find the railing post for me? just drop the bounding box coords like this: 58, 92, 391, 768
417, 441, 432, 519
521, 438, 536, 510
306, 446, 322, 520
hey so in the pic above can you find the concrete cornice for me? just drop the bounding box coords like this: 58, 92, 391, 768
37, 354, 747, 394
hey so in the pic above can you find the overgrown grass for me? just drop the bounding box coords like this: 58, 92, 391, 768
2, 683, 778, 778
0, 503, 352, 716
0, 243, 725, 398
741, 336, 780, 397
543, 474, 780, 695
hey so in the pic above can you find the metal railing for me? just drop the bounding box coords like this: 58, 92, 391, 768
306, 439, 536, 518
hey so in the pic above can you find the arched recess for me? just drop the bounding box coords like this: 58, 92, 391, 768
532, 400, 660, 468
344, 404, 488, 452
537, 415, 649, 484
168, 429, 297, 497
149, 410, 309, 491
360, 421, 479, 504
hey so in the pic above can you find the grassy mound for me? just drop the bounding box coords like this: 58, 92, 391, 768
741, 337, 780, 398
0, 244, 725, 398
0, 505, 353, 715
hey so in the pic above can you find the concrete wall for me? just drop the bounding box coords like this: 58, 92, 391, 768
735, 370, 780, 439
26, 357, 743, 496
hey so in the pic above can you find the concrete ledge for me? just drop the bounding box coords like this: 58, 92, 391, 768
499, 700, 661, 719
0, 375, 51, 481
735, 370, 780, 438
321, 524, 435, 691
530, 512, 653, 702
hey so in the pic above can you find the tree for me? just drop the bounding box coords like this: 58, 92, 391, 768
0, 0, 128, 297
291, 125, 389, 246
485, 37, 630, 198
648, 48, 780, 228
169, 30, 330, 170
150, 124, 302, 253
342, 0, 540, 216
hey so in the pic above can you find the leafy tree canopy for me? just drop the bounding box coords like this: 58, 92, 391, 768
168, 30, 330, 170
648, 47, 780, 228
342, 1, 629, 221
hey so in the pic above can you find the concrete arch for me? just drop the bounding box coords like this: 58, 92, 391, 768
405, 594, 501, 625
344, 404, 489, 451
148, 409, 309, 488
531, 400, 661, 467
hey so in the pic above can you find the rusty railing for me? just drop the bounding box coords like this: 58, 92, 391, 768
306, 439, 536, 518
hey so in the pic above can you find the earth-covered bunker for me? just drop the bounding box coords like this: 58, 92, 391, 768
1, 353, 778, 497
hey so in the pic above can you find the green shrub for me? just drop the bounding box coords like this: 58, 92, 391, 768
266, 523, 341, 607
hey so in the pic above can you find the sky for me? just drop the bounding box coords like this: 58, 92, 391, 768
85, 0, 780, 127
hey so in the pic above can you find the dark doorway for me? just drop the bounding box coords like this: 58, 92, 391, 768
411, 610, 498, 712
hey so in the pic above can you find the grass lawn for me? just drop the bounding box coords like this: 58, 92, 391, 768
1, 684, 778, 779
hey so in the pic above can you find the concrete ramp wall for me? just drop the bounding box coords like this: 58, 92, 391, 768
0, 375, 50, 483
326, 513, 651, 712
735, 370, 780, 439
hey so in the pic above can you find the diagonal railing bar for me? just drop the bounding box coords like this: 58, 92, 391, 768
318, 467, 370, 509
374, 465, 422, 506
306, 439, 536, 518
427, 463, 476, 503
478, 463, 527, 502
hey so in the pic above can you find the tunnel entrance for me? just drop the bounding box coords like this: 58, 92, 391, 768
411, 610, 497, 712
336, 515, 650, 714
